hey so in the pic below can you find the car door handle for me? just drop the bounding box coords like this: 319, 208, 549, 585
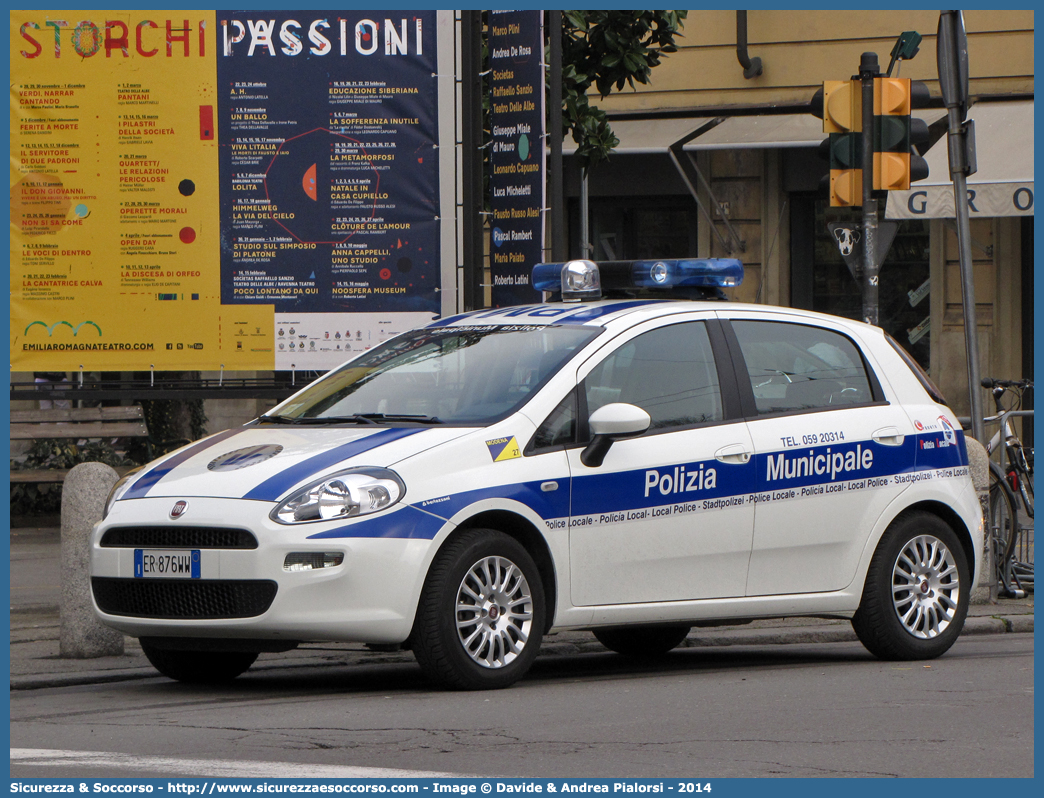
714, 443, 752, 464
872, 427, 905, 446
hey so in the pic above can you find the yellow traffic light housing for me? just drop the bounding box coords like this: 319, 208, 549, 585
872, 78, 912, 190
822, 80, 862, 133
875, 77, 912, 116
812, 80, 863, 206
872, 78, 930, 191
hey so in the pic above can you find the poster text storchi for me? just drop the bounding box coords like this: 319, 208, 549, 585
10, 10, 440, 371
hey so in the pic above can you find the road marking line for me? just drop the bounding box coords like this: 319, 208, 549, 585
11, 748, 462, 778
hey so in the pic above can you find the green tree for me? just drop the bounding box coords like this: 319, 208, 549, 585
558, 10, 687, 172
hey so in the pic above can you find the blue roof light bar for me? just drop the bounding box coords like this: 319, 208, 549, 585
532, 258, 745, 301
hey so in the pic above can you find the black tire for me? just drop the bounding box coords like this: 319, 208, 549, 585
140, 641, 258, 684
851, 511, 969, 661
593, 625, 691, 657
411, 528, 545, 690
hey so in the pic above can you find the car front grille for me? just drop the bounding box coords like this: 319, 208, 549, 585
91, 577, 277, 619
100, 526, 258, 549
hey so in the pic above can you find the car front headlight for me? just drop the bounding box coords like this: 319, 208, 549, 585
102, 467, 144, 520
271, 467, 405, 524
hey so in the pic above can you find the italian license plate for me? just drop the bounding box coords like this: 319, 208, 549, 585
134, 549, 201, 579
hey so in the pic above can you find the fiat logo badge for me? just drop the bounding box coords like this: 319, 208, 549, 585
170, 500, 188, 519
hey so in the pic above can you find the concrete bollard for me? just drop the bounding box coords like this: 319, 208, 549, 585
60, 462, 125, 657
965, 437, 993, 604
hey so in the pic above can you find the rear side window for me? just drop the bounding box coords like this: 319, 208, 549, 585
732, 320, 874, 415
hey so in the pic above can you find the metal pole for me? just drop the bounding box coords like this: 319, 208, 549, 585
579, 173, 590, 257
460, 11, 484, 310
859, 52, 879, 326
937, 10, 984, 442
949, 109, 985, 443
548, 10, 565, 261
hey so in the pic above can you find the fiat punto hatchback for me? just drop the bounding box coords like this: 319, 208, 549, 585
92, 258, 981, 689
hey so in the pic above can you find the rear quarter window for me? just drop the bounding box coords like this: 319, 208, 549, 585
886, 334, 948, 405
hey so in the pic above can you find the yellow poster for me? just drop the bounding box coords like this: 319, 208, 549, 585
10, 10, 274, 370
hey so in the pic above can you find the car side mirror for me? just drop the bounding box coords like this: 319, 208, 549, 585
580, 403, 651, 468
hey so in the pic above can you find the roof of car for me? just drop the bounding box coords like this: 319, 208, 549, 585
427, 299, 879, 332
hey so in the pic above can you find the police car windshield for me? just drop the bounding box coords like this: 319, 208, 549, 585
273, 325, 601, 425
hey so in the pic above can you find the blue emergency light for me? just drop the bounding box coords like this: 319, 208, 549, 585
532, 258, 744, 302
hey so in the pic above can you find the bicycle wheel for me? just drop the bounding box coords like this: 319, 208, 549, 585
1015, 450, 1033, 518
988, 460, 1020, 595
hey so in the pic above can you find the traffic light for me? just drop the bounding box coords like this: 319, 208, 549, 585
811, 80, 862, 206
908, 81, 931, 183
872, 78, 930, 190
820, 131, 862, 206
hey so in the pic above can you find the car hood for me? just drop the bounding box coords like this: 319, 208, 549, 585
120, 425, 472, 502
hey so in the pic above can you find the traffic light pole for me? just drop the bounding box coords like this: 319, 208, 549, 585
938, 10, 985, 444
815, 50, 928, 329
859, 53, 880, 327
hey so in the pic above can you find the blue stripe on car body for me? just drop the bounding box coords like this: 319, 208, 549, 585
306, 505, 446, 540
425, 300, 667, 329
303, 432, 966, 540
555, 300, 667, 324
426, 312, 474, 328
124, 428, 245, 499
242, 428, 423, 501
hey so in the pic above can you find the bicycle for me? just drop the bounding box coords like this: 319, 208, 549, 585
981, 378, 1034, 597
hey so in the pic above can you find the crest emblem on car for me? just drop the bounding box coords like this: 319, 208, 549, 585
208, 444, 284, 472
170, 500, 188, 519
938, 415, 957, 446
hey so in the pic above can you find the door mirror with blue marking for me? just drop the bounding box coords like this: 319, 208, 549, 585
581, 403, 651, 468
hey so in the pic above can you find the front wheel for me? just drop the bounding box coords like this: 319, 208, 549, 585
140, 641, 258, 684
593, 625, 691, 657
411, 528, 545, 690
852, 511, 969, 661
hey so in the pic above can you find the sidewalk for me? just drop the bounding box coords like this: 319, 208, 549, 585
10, 526, 1034, 690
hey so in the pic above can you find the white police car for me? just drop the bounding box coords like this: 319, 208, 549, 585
91, 258, 981, 689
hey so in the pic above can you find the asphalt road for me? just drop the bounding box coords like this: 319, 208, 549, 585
10, 634, 1034, 779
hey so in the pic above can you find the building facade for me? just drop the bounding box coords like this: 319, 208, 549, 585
565, 9, 1033, 429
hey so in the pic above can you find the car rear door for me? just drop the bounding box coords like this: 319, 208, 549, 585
716, 312, 916, 597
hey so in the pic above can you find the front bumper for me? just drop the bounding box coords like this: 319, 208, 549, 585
90, 496, 444, 644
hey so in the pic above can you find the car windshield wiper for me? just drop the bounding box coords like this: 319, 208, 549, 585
257, 413, 442, 425
348, 413, 444, 424
258, 414, 377, 426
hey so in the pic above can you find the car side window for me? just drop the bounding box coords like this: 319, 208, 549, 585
583, 321, 723, 431
731, 320, 874, 414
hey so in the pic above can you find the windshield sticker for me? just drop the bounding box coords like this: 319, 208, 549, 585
486, 436, 522, 462
453, 324, 550, 334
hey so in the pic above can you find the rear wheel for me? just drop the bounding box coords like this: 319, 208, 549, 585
140, 641, 258, 684
593, 625, 691, 657
411, 528, 545, 690
852, 511, 969, 660
989, 461, 1021, 595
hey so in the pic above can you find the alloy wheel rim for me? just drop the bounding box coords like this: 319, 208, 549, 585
454, 555, 533, 669
891, 534, 960, 639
